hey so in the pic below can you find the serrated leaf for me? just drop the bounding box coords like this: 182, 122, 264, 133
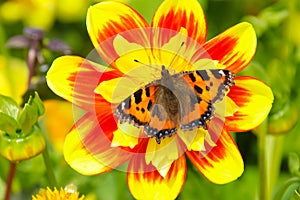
18, 92, 45, 134
0, 94, 19, 119
0, 113, 18, 135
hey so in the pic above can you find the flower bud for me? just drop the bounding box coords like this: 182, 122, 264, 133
0, 126, 45, 162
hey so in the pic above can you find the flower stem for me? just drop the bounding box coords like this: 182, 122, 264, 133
258, 119, 284, 200
4, 163, 17, 200
42, 147, 57, 187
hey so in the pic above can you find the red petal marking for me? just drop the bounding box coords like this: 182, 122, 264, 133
66, 61, 122, 112
199, 22, 257, 73
79, 108, 148, 169
157, 10, 202, 42
225, 76, 273, 132
205, 36, 238, 63
228, 85, 251, 108
73, 112, 133, 169
87, 2, 149, 67
96, 13, 148, 44
152, 0, 207, 45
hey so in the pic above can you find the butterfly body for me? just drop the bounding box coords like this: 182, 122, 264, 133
114, 65, 235, 144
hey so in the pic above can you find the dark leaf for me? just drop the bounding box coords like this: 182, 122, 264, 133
47, 39, 71, 54
24, 27, 44, 41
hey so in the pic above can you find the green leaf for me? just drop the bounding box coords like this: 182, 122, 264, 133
18, 92, 45, 134
0, 94, 19, 119
0, 113, 18, 135
32, 92, 45, 116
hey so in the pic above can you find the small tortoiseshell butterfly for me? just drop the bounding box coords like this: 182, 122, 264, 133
114, 60, 235, 144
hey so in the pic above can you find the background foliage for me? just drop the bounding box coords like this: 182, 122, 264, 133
0, 0, 300, 199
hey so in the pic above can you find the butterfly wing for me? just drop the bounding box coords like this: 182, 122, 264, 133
114, 85, 177, 144
179, 69, 235, 130
114, 68, 234, 144
114, 87, 155, 126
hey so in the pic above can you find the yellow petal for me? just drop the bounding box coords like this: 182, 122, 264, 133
187, 129, 244, 184
64, 124, 111, 175
226, 76, 274, 132
178, 128, 206, 151
64, 113, 132, 174
145, 135, 183, 178
95, 77, 139, 104
111, 122, 141, 149
46, 55, 118, 111
225, 96, 239, 117
112, 33, 161, 76
127, 155, 186, 200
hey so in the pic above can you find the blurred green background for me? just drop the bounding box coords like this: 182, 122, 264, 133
0, 0, 300, 199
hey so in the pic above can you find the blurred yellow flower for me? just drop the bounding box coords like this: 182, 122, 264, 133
32, 184, 85, 200
0, 0, 129, 30
0, 55, 28, 104
43, 100, 74, 153
0, 0, 55, 30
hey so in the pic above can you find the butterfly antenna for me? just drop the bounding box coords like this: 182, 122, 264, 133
134, 59, 159, 70
168, 41, 185, 68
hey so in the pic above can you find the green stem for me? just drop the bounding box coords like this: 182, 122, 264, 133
4, 163, 17, 200
42, 147, 57, 187
258, 119, 284, 200
258, 120, 269, 200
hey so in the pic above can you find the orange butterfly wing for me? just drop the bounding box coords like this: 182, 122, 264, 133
179, 69, 234, 129
114, 87, 155, 126
114, 85, 177, 143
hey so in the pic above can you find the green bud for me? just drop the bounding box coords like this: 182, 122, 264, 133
0, 125, 45, 162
